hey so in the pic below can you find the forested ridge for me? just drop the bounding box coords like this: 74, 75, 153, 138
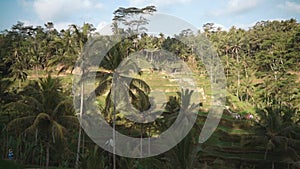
0, 6, 300, 169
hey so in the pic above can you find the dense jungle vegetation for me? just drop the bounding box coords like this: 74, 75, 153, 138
0, 6, 299, 169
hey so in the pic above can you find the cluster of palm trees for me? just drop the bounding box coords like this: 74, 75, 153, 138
0, 6, 299, 168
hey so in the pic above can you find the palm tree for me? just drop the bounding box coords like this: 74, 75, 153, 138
76, 23, 96, 169
77, 36, 150, 168
50, 23, 96, 169
6, 75, 78, 169
9, 61, 27, 88
5, 38, 29, 88
160, 89, 202, 169
48, 23, 95, 74
165, 128, 201, 169
86, 36, 150, 119
244, 107, 300, 168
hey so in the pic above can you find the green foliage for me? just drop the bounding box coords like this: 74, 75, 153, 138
0, 11, 299, 169
113, 6, 157, 34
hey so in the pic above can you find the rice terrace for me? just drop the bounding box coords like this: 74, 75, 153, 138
0, 2, 300, 169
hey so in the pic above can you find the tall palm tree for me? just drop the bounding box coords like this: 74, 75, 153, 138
9, 60, 27, 88
227, 28, 246, 100
161, 90, 202, 169
244, 107, 300, 168
5, 40, 29, 88
6, 75, 78, 169
78, 36, 150, 169
77, 24, 96, 168
87, 36, 150, 119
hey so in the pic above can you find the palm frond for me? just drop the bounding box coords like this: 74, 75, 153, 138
75, 70, 112, 86
116, 58, 140, 75
25, 112, 51, 134
130, 78, 150, 94
58, 115, 79, 128
7, 116, 36, 131
104, 90, 112, 120
4, 100, 32, 112
23, 95, 44, 110
93, 78, 112, 96
53, 99, 74, 116
52, 121, 67, 142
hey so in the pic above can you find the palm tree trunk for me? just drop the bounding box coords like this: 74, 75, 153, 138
6, 129, 8, 158
226, 58, 229, 79
235, 48, 240, 100
264, 148, 268, 160
82, 132, 85, 154
75, 81, 84, 169
148, 125, 151, 156
237, 71, 240, 99
40, 143, 42, 166
75, 126, 82, 169
113, 81, 116, 169
46, 141, 50, 169
210, 55, 213, 82
32, 148, 35, 164
140, 123, 143, 157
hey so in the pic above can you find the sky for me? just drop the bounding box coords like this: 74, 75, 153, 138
0, 0, 300, 32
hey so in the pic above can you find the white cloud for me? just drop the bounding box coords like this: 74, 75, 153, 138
32, 0, 104, 21
129, 0, 192, 8
21, 20, 40, 27
228, 0, 258, 14
54, 22, 73, 31
214, 23, 227, 30
233, 18, 291, 30
96, 21, 113, 35
212, 0, 259, 16
22, 19, 72, 31
233, 21, 257, 30
199, 23, 228, 32
95, 3, 103, 9
278, 1, 300, 13
96, 21, 108, 32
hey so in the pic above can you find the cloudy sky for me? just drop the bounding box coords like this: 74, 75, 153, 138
0, 0, 300, 31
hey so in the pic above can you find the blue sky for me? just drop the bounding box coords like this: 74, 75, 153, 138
0, 0, 300, 32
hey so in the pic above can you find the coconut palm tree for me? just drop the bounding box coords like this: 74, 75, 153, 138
6, 75, 78, 169
162, 89, 202, 169
84, 36, 151, 120
85, 36, 151, 168
244, 106, 300, 168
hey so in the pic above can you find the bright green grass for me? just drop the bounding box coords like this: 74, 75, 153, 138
94, 71, 211, 108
